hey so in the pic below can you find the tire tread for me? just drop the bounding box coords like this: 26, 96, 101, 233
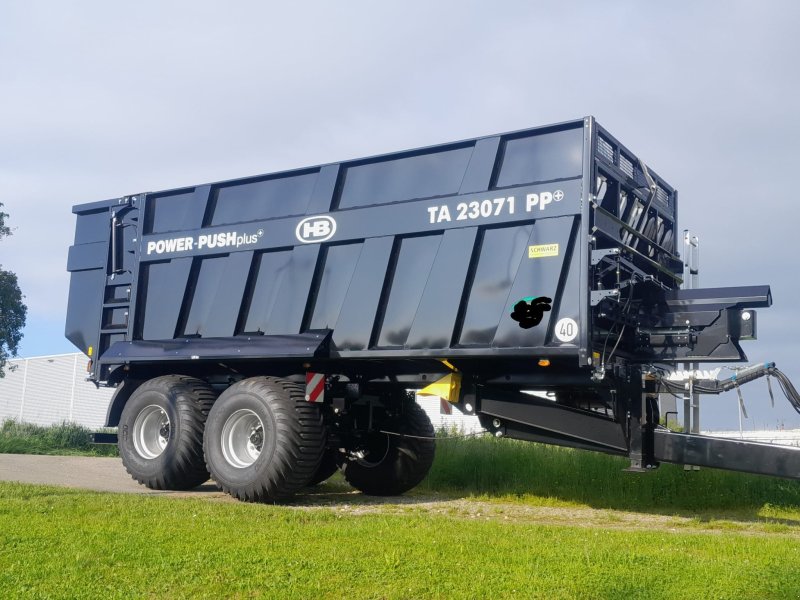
120, 375, 215, 491
205, 376, 326, 503
342, 401, 435, 496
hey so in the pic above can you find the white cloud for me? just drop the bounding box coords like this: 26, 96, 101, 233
1, 0, 799, 425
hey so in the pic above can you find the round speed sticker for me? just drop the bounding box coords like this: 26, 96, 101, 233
554, 318, 579, 343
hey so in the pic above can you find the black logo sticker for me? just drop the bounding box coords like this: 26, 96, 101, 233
510, 296, 552, 329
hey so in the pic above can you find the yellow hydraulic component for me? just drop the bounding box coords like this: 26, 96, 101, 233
418, 372, 462, 403
440, 359, 457, 372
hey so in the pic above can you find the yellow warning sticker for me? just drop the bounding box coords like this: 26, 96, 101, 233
528, 243, 559, 258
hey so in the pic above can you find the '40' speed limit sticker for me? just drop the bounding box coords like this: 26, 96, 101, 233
554, 318, 578, 343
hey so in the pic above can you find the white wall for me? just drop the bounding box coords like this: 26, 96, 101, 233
703, 429, 800, 447
0, 353, 113, 428
415, 394, 483, 434
0, 353, 487, 433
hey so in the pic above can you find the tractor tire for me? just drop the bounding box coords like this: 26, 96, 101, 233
204, 376, 326, 503
308, 449, 341, 486
341, 401, 435, 496
118, 375, 215, 490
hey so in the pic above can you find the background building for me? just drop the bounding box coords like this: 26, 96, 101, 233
0, 353, 482, 433
0, 353, 113, 429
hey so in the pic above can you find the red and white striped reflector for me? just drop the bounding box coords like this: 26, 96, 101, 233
305, 372, 325, 403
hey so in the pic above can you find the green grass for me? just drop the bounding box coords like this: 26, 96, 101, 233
0, 419, 117, 457
3, 426, 800, 597
420, 434, 800, 516
4, 420, 800, 519
1, 482, 799, 599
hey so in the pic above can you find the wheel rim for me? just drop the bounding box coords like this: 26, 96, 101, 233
221, 409, 265, 468
132, 405, 171, 459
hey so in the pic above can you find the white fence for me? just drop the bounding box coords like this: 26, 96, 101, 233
702, 429, 800, 447
0, 353, 113, 429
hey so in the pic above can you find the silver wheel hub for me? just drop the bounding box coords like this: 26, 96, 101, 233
221, 409, 265, 468
132, 405, 170, 459
352, 434, 391, 467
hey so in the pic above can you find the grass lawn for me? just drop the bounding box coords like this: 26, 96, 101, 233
4, 425, 800, 598
419, 435, 800, 519
1, 481, 800, 599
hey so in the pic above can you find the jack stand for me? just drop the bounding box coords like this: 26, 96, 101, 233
625, 375, 659, 472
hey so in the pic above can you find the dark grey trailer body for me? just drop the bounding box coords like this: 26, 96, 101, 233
68, 120, 597, 371
67, 118, 685, 376
65, 117, 795, 501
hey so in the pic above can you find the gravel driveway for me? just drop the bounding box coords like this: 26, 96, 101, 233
0, 454, 224, 497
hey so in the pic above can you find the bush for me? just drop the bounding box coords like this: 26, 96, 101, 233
0, 419, 117, 456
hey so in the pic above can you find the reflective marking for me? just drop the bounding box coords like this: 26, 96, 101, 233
305, 372, 325, 403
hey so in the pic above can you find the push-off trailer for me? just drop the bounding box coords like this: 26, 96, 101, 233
66, 117, 800, 502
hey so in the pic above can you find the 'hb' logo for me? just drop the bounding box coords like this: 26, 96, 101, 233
296, 216, 337, 243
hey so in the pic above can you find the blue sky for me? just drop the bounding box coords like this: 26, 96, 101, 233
2, 0, 799, 429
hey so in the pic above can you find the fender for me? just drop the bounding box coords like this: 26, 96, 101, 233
104, 378, 144, 427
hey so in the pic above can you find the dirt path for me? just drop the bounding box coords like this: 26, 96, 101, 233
1, 454, 798, 537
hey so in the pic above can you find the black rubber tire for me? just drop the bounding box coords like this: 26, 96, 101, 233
118, 375, 215, 490
204, 376, 326, 503
341, 402, 436, 496
308, 449, 341, 486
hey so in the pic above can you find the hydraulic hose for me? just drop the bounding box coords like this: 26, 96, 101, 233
657, 363, 800, 416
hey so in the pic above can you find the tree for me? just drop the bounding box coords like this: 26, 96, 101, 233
0, 203, 27, 377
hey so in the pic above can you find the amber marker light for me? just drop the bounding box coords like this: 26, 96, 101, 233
538, 359, 551, 367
